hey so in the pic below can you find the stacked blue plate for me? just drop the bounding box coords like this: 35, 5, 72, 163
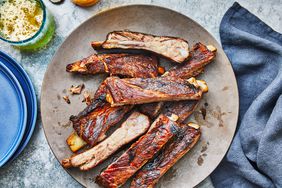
0, 51, 37, 167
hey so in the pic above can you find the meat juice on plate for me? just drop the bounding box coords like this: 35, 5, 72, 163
0, 0, 55, 51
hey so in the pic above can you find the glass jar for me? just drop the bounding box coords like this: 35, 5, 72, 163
0, 0, 55, 51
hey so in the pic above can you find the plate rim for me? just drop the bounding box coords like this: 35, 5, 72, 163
41, 4, 239, 187
0, 60, 27, 167
0, 51, 38, 163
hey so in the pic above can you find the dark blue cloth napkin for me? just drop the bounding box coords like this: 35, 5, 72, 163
211, 2, 282, 188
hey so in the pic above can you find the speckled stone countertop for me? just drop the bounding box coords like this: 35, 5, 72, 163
0, 0, 281, 187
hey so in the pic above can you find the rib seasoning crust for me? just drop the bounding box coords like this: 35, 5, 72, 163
95, 114, 180, 188
62, 112, 150, 169
91, 31, 189, 63
139, 43, 216, 119
104, 76, 206, 107
66, 54, 159, 78
70, 97, 132, 146
131, 123, 201, 188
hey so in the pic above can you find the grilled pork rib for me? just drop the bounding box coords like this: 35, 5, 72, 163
91, 31, 189, 63
62, 112, 150, 169
66, 85, 108, 152
70, 91, 132, 146
139, 43, 216, 119
66, 54, 159, 78
68, 78, 132, 149
131, 123, 201, 188
104, 76, 207, 107
95, 114, 180, 188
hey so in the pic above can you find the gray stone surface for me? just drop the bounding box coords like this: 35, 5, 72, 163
0, 0, 281, 187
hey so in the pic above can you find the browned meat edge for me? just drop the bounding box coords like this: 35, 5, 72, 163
66, 54, 159, 78
95, 114, 180, 188
131, 124, 201, 188
91, 30, 190, 63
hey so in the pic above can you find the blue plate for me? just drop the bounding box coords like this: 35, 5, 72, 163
0, 51, 37, 163
0, 61, 27, 167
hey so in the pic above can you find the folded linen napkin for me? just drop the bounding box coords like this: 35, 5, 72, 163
211, 2, 282, 188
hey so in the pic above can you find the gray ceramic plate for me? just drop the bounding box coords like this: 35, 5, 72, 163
41, 5, 239, 188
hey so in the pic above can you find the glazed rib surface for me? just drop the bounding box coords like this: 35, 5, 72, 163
131, 124, 201, 188
104, 76, 203, 107
66, 53, 159, 78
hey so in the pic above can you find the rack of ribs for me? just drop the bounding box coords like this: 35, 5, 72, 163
62, 112, 150, 169
95, 114, 181, 188
131, 123, 201, 188
66, 53, 160, 78
104, 76, 207, 107
67, 43, 214, 151
91, 31, 189, 63
139, 42, 216, 119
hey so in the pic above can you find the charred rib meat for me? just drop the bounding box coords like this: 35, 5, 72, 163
104, 76, 207, 107
91, 31, 189, 63
62, 112, 150, 170
95, 114, 180, 188
131, 123, 201, 188
66, 54, 159, 78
